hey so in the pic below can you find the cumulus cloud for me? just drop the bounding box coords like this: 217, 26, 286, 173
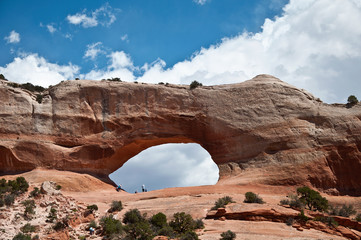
135, 0, 361, 103
82, 51, 136, 81
66, 3, 117, 28
84, 42, 105, 60
109, 143, 219, 192
4, 30, 20, 44
0, 53, 79, 87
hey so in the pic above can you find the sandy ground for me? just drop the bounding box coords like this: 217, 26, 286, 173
2, 169, 361, 239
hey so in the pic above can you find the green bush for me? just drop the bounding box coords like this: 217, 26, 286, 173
0, 198, 4, 207
355, 213, 361, 222
12, 233, 31, 240
8, 82, 45, 92
4, 194, 15, 206
297, 186, 328, 212
7, 177, 29, 195
87, 204, 98, 213
100, 215, 123, 237
212, 196, 235, 210
220, 230, 236, 240
347, 95, 358, 106
53, 218, 68, 231
46, 207, 57, 223
55, 185, 61, 190
157, 225, 175, 238
0, 74, 6, 80
298, 209, 309, 222
180, 230, 199, 240
280, 195, 304, 209
190, 80, 202, 90
314, 216, 338, 227
150, 212, 167, 228
329, 204, 356, 217
22, 200, 36, 219
88, 220, 97, 229
169, 212, 196, 234
124, 221, 154, 240
194, 219, 204, 229
29, 187, 41, 198
286, 217, 294, 226
20, 223, 36, 233
36, 94, 43, 104
122, 209, 145, 224
109, 200, 123, 213
244, 192, 264, 204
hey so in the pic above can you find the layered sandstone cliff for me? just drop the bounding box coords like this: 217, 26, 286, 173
0, 75, 360, 195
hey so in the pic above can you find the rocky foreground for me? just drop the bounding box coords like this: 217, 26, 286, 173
1, 169, 361, 239
0, 75, 361, 195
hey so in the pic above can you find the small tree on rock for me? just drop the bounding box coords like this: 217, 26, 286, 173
297, 186, 328, 212
347, 95, 358, 107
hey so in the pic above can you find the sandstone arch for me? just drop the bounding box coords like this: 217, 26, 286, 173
0, 75, 361, 195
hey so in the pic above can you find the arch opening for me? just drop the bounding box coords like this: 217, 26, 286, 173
109, 143, 219, 193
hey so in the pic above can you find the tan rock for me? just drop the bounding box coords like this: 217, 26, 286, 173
0, 75, 361, 195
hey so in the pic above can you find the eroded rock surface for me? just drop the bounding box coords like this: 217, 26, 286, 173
0, 75, 361, 195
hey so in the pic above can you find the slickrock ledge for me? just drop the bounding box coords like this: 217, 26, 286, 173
0, 75, 360, 195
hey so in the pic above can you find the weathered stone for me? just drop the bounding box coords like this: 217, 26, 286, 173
41, 181, 60, 195
0, 75, 361, 195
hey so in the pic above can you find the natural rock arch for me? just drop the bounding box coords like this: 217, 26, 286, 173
0, 75, 361, 195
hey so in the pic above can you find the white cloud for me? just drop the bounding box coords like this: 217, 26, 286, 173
82, 51, 136, 81
193, 0, 208, 5
46, 24, 57, 34
134, 0, 361, 103
4, 30, 20, 44
120, 34, 129, 42
66, 3, 117, 28
84, 42, 105, 60
0, 53, 79, 87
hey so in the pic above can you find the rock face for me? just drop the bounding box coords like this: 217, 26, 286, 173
0, 75, 361, 195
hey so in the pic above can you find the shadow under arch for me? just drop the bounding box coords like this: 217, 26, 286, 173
108, 142, 219, 193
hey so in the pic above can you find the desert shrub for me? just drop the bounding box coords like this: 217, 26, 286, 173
7, 177, 29, 195
100, 215, 123, 236
314, 216, 338, 227
297, 186, 328, 212
180, 230, 199, 240
169, 212, 196, 234
157, 225, 175, 238
55, 184, 61, 190
122, 209, 145, 224
4, 194, 15, 206
244, 192, 264, 204
109, 200, 123, 213
124, 221, 154, 240
280, 199, 290, 205
194, 219, 204, 229
29, 187, 41, 198
212, 196, 235, 210
108, 77, 122, 82
355, 213, 361, 222
220, 230, 236, 240
20, 223, 36, 233
88, 220, 97, 229
9, 82, 45, 92
330, 204, 356, 217
150, 212, 167, 228
12, 233, 31, 240
0, 198, 4, 207
46, 207, 57, 223
190, 80, 202, 90
36, 94, 43, 104
347, 95, 358, 106
158, 82, 164, 85
286, 217, 294, 226
298, 209, 309, 222
87, 204, 98, 213
53, 218, 68, 231
22, 200, 36, 219
0, 74, 6, 80
289, 195, 304, 209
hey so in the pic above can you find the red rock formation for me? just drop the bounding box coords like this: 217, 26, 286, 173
0, 75, 361, 195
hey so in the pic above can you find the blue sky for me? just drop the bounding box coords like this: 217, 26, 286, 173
2, 0, 361, 191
